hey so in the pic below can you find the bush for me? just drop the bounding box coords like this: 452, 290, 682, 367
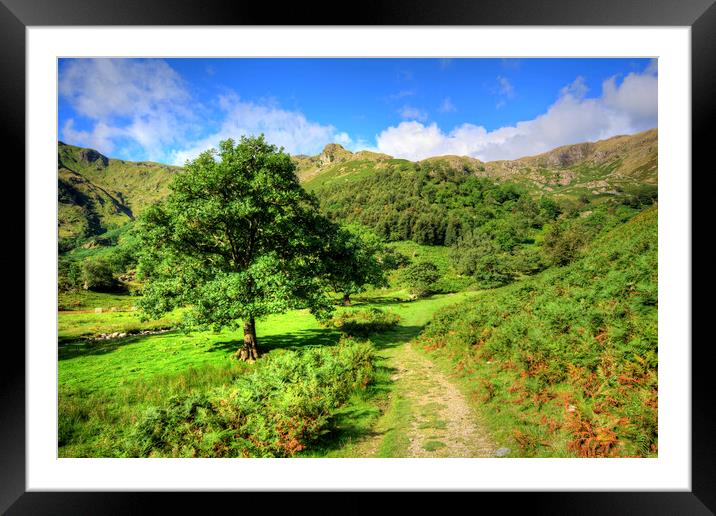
453, 237, 515, 288
58, 258, 83, 292
418, 206, 658, 457
327, 308, 400, 337
124, 339, 375, 457
401, 261, 439, 298
80, 257, 119, 291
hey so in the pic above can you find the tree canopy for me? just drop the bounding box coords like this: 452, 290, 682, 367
323, 225, 389, 305
137, 135, 342, 360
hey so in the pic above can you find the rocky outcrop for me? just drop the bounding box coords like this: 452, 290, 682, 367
79, 148, 109, 168
319, 143, 353, 166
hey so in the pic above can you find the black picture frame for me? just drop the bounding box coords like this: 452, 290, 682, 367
3, 0, 711, 513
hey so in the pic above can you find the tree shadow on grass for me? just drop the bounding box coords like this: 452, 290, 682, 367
347, 296, 411, 308
208, 323, 425, 356
208, 327, 344, 354
58, 331, 178, 361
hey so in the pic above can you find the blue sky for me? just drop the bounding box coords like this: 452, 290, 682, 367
58, 58, 657, 165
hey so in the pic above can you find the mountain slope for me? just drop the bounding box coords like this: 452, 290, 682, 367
57, 129, 657, 247
418, 205, 658, 457
301, 128, 657, 199
58, 142, 179, 242
479, 128, 657, 196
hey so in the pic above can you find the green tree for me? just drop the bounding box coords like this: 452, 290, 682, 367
542, 220, 587, 266
452, 232, 514, 288
58, 257, 82, 292
80, 256, 118, 291
324, 226, 387, 305
136, 135, 336, 361
402, 261, 439, 298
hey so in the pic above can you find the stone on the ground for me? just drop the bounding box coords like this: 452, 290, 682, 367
494, 447, 511, 457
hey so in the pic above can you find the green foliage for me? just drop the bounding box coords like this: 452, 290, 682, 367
314, 162, 544, 247
379, 245, 411, 271
59, 224, 143, 292
542, 203, 638, 266
58, 258, 83, 292
452, 234, 515, 288
80, 257, 119, 292
323, 225, 388, 303
124, 339, 375, 457
136, 135, 341, 351
418, 206, 658, 457
402, 261, 440, 298
327, 308, 400, 337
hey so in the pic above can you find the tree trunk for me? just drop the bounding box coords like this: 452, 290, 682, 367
235, 316, 259, 361
342, 293, 352, 306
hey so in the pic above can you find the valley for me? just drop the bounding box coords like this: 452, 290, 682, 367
57, 129, 658, 458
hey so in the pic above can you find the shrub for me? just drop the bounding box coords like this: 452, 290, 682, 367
542, 221, 587, 266
80, 257, 119, 292
124, 339, 375, 457
327, 308, 400, 337
418, 206, 658, 457
58, 258, 83, 292
401, 261, 440, 298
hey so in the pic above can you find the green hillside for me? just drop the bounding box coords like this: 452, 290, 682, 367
416, 205, 658, 457
58, 129, 656, 252
301, 128, 657, 201
57, 131, 659, 459
298, 129, 656, 246
58, 142, 179, 247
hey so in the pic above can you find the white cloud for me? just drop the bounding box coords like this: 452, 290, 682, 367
169, 93, 350, 165
59, 59, 188, 119
61, 119, 126, 155
375, 66, 657, 161
602, 69, 658, 125
438, 97, 457, 113
59, 59, 353, 164
59, 59, 196, 161
398, 105, 428, 122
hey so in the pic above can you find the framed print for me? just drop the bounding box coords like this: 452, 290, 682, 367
4, 0, 712, 513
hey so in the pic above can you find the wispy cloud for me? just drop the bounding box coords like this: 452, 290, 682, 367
386, 90, 415, 101
375, 64, 657, 161
497, 76, 515, 98
438, 97, 457, 113
501, 59, 522, 71
493, 75, 516, 109
170, 92, 351, 165
439, 58, 454, 70
59, 59, 198, 161
59, 59, 352, 164
397, 105, 428, 122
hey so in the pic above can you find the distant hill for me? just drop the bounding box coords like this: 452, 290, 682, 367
300, 128, 657, 199
58, 129, 656, 248
58, 142, 179, 244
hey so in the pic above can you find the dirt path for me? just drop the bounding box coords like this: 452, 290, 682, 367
355, 339, 496, 458
396, 343, 495, 457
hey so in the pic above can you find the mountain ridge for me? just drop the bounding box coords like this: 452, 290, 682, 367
58, 129, 657, 245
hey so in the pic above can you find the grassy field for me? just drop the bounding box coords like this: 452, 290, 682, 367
58, 288, 474, 457
58, 205, 657, 458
